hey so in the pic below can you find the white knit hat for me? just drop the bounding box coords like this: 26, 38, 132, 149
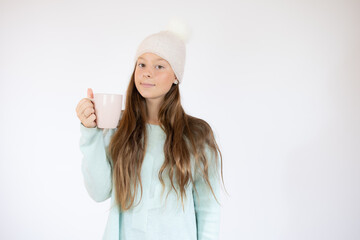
133, 18, 192, 84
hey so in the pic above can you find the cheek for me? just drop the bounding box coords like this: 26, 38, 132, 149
157, 72, 174, 84
134, 69, 140, 80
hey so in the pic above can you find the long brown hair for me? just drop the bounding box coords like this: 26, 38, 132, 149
108, 63, 226, 211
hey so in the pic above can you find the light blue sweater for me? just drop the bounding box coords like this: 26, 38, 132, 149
79, 122, 221, 240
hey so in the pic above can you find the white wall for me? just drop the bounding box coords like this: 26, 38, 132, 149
0, 0, 359, 239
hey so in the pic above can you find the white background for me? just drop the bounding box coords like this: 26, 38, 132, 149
0, 0, 359, 239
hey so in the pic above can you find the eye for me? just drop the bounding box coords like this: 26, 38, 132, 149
137, 63, 164, 69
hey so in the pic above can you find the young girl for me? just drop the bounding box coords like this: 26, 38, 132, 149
76, 24, 225, 240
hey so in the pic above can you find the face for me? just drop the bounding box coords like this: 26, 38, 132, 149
134, 52, 177, 102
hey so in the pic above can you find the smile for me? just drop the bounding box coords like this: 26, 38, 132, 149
141, 83, 155, 88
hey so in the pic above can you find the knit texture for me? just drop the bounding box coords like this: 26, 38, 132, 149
79, 121, 221, 240
133, 30, 186, 84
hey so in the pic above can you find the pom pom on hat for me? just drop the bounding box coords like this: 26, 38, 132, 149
165, 17, 192, 44
134, 17, 192, 84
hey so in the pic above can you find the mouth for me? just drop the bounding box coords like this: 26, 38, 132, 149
141, 82, 155, 87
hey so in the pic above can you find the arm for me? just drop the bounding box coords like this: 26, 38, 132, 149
79, 122, 116, 202
193, 145, 221, 240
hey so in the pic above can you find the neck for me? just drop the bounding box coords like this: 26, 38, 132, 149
145, 98, 162, 125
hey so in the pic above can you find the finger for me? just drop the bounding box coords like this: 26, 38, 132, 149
87, 122, 96, 128
87, 88, 94, 99
83, 113, 96, 127
83, 106, 95, 118
77, 102, 93, 121
82, 119, 96, 128
78, 101, 94, 116
76, 101, 89, 119
76, 98, 91, 113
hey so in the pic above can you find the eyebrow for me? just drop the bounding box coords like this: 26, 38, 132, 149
138, 57, 167, 62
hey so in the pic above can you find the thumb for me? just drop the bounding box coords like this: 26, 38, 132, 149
87, 88, 94, 98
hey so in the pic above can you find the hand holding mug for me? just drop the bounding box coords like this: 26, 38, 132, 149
76, 88, 123, 129
76, 88, 97, 128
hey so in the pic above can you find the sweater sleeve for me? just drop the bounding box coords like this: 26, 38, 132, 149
193, 145, 221, 240
79, 122, 116, 202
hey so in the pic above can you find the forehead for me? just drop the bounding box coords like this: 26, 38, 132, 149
137, 53, 167, 62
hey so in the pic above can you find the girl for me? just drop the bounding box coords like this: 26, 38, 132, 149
76, 24, 225, 240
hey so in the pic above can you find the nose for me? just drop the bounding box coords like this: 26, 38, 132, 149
143, 71, 152, 79
141, 66, 153, 78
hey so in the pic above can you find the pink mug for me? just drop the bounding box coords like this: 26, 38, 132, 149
86, 93, 123, 129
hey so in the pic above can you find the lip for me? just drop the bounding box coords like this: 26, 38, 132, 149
141, 82, 155, 88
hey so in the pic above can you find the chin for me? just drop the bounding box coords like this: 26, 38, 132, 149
138, 91, 152, 98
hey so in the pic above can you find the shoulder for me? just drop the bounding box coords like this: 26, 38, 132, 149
186, 115, 220, 177
186, 114, 216, 140
185, 114, 217, 151
186, 115, 213, 135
